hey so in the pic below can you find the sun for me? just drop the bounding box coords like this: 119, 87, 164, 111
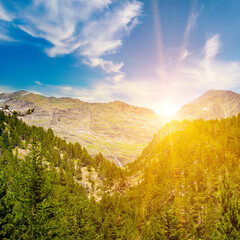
155, 103, 179, 116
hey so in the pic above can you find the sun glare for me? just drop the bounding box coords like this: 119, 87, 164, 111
155, 103, 179, 116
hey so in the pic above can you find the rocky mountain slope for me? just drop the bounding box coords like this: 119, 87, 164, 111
0, 90, 165, 165
177, 89, 240, 120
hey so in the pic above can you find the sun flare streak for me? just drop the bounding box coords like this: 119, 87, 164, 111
151, 0, 165, 72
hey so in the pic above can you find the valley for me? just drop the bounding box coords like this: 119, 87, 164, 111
0, 90, 166, 165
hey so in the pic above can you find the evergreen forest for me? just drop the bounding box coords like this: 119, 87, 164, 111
1, 110, 240, 239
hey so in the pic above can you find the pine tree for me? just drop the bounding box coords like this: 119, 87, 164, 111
0, 166, 14, 238
215, 173, 240, 239
12, 142, 56, 239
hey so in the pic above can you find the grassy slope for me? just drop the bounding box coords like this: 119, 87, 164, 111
0, 91, 165, 165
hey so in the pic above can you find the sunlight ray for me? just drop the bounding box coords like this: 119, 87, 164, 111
151, 0, 165, 72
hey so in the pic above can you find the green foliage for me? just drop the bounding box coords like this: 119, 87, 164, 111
0, 110, 123, 239
215, 173, 240, 239
0, 166, 14, 239
1, 105, 34, 117
126, 114, 240, 238
1, 110, 240, 238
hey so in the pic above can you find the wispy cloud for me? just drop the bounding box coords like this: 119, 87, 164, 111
184, 5, 204, 41
0, 2, 12, 21
35, 81, 42, 86
156, 34, 240, 104
80, 1, 142, 72
0, 3, 14, 41
180, 5, 204, 60
1, 0, 142, 75
204, 34, 221, 60
0, 26, 15, 42
0, 33, 13, 42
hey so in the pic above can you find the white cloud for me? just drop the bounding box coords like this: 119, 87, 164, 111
59, 86, 73, 94
0, 3, 12, 21
0, 33, 13, 42
204, 34, 221, 60
111, 73, 126, 83
78, 1, 142, 73
157, 34, 240, 103
180, 5, 204, 61
180, 49, 189, 61
0, 3, 14, 41
2, 0, 141, 74
80, 1, 142, 57
184, 5, 204, 40
0, 25, 15, 42
35, 81, 42, 85
83, 57, 124, 74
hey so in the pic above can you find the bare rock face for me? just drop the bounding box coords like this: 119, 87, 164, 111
0, 91, 164, 165
177, 90, 240, 120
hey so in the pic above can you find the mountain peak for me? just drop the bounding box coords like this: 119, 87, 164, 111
0, 90, 30, 100
177, 89, 240, 120
195, 89, 232, 98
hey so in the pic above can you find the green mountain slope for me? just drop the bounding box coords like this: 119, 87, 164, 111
0, 90, 165, 165
125, 115, 240, 239
2, 109, 240, 239
0, 109, 127, 239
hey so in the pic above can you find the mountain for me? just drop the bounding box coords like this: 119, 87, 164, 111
0, 90, 165, 165
176, 89, 240, 120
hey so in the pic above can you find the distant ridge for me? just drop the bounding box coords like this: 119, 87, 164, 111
0, 90, 164, 165
177, 89, 240, 120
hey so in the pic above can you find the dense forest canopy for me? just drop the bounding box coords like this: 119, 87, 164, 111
1, 110, 240, 239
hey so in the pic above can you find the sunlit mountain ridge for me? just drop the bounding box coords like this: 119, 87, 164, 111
1, 89, 240, 166
177, 89, 240, 120
0, 90, 165, 165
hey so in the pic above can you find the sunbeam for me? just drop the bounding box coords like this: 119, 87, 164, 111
151, 0, 165, 72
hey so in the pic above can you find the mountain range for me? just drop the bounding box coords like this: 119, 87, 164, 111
1, 89, 240, 165
0, 90, 165, 165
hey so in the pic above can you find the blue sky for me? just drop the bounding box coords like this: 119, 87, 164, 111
0, 0, 240, 115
